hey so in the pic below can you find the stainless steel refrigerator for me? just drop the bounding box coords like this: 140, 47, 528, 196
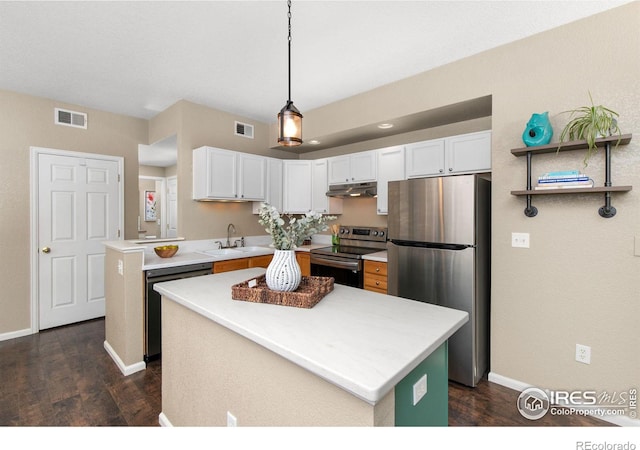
387, 174, 490, 387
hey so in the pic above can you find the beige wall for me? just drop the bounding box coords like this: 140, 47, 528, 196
299, 3, 640, 394
0, 89, 147, 335
149, 100, 298, 241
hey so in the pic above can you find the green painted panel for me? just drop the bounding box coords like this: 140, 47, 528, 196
394, 341, 448, 426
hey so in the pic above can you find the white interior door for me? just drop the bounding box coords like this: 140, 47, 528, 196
167, 176, 178, 238
36, 150, 121, 330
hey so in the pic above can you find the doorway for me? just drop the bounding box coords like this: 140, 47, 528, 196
30, 147, 123, 330
138, 135, 178, 239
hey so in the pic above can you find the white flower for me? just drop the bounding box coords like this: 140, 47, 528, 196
257, 203, 337, 250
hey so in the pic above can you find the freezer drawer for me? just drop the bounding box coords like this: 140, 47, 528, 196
388, 242, 487, 386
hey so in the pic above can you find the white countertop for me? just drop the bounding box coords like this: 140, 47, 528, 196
362, 250, 387, 262
154, 268, 468, 404
103, 237, 332, 270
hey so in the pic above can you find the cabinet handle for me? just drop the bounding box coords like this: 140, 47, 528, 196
449, 168, 453, 172
375, 267, 380, 272
439, 169, 443, 173
375, 281, 380, 286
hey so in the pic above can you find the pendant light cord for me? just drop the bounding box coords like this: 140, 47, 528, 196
287, 0, 292, 103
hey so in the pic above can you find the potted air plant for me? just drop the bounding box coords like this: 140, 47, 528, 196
559, 92, 622, 166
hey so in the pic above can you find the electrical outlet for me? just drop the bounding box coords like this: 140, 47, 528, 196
512, 232, 530, 248
227, 411, 237, 427
576, 344, 591, 364
412, 374, 427, 406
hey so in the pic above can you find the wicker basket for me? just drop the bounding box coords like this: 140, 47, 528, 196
232, 275, 334, 309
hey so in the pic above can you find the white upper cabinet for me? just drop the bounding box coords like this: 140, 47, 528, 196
446, 131, 492, 174
253, 157, 283, 213
376, 145, 405, 215
405, 139, 446, 178
312, 159, 343, 214
282, 160, 312, 214
193, 147, 266, 201
405, 131, 491, 178
328, 150, 377, 185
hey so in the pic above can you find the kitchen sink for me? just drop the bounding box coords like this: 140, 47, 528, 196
197, 248, 243, 256
234, 246, 271, 253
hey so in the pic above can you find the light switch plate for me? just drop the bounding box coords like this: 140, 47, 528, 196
512, 232, 530, 248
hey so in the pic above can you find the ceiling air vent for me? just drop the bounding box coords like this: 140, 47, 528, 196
234, 121, 254, 139
55, 108, 87, 129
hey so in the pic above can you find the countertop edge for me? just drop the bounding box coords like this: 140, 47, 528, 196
155, 268, 468, 405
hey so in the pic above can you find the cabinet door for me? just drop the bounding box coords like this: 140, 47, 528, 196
213, 258, 249, 273
311, 159, 343, 214
351, 151, 377, 183
311, 159, 329, 213
282, 160, 312, 213
206, 148, 238, 198
376, 146, 405, 215
327, 156, 351, 185
238, 153, 266, 201
266, 158, 283, 211
446, 131, 491, 174
296, 252, 311, 277
405, 139, 446, 178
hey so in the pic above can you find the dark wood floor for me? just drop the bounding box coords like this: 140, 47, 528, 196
0, 318, 611, 427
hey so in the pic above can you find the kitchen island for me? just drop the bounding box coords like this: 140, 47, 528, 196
154, 268, 468, 427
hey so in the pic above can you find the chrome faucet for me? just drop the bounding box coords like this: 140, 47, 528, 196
226, 223, 236, 248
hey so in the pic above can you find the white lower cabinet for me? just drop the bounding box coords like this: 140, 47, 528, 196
282, 160, 312, 213
312, 159, 342, 214
376, 145, 405, 215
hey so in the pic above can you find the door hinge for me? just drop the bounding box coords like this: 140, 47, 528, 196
117, 229, 121, 238
118, 174, 121, 182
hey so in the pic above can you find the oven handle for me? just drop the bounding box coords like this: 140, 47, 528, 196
310, 254, 361, 271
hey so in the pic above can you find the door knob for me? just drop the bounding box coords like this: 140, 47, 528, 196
41, 247, 51, 253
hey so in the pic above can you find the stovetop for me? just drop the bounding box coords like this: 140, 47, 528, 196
311, 245, 382, 259
310, 225, 388, 259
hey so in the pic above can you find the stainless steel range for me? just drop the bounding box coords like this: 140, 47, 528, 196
310, 226, 388, 288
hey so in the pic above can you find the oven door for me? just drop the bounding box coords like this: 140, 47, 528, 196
310, 254, 363, 288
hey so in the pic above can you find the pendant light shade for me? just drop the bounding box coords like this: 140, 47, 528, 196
278, 101, 302, 146
277, 0, 303, 147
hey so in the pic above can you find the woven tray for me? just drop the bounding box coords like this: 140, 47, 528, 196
231, 275, 334, 309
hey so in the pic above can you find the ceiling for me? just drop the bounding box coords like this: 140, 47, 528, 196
0, 1, 630, 159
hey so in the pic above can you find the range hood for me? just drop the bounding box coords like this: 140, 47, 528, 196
326, 182, 377, 198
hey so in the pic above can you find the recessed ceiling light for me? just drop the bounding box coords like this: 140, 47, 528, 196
377, 123, 394, 129
308, 139, 320, 145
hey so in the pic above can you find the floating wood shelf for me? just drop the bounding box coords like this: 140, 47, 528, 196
511, 134, 632, 156
511, 186, 633, 196
511, 134, 633, 218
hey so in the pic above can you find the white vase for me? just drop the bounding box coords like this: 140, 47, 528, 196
265, 250, 301, 292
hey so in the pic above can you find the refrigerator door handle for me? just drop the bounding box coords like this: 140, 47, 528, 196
390, 239, 472, 251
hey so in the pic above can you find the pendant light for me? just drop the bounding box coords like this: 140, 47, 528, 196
277, 0, 303, 146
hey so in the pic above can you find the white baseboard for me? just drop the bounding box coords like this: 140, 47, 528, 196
103, 340, 146, 376
158, 412, 173, 427
488, 371, 640, 427
0, 327, 35, 342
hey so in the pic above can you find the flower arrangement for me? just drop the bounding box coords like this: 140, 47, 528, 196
257, 203, 336, 250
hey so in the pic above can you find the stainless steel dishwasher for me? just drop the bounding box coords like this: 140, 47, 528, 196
144, 262, 212, 363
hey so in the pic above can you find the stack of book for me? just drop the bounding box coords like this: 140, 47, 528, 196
535, 170, 594, 190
